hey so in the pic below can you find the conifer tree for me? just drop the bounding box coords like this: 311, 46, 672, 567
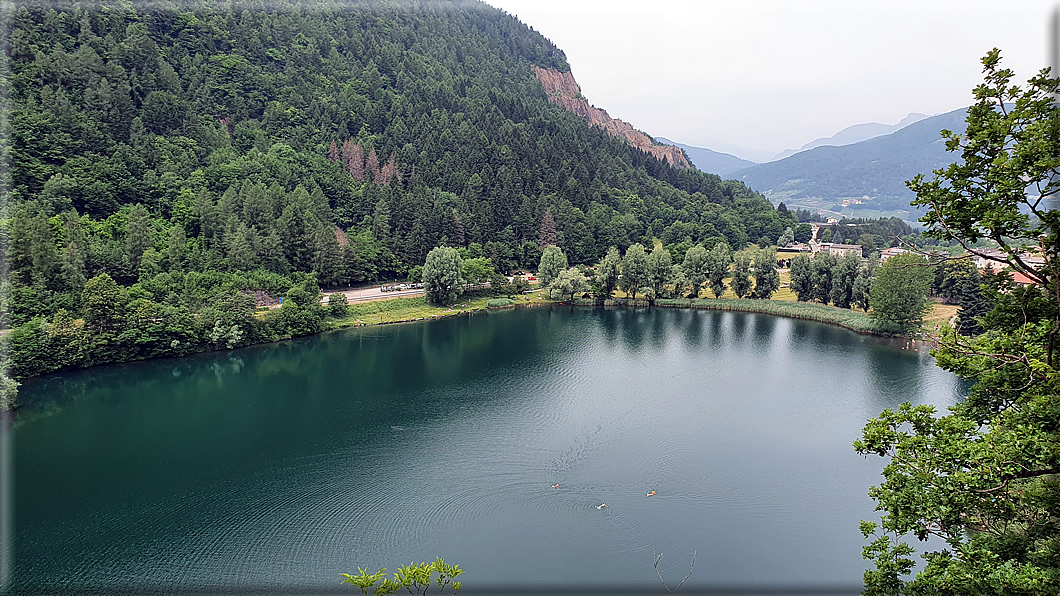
954, 269, 990, 336
366, 147, 381, 181
125, 204, 154, 272
373, 197, 391, 244
538, 209, 557, 248
166, 225, 185, 272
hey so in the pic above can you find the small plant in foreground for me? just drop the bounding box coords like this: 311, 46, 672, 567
342, 558, 463, 595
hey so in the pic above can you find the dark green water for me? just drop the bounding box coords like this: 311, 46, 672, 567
13, 306, 965, 594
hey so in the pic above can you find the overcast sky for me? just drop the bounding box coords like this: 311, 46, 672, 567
484, 0, 1057, 162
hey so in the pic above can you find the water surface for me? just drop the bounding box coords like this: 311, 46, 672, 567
14, 306, 965, 593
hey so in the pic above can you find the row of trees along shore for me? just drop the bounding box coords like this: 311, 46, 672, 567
533, 240, 782, 303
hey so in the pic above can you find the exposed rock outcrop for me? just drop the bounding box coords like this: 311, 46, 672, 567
533, 66, 690, 169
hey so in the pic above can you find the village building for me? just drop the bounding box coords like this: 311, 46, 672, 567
879, 247, 910, 263
816, 242, 863, 258
971, 248, 1008, 271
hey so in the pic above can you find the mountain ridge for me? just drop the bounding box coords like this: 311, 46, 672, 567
654, 137, 757, 177
730, 107, 968, 215
772, 113, 931, 161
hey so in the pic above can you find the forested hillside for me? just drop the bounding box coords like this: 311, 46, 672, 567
1, 0, 793, 380
731, 108, 969, 215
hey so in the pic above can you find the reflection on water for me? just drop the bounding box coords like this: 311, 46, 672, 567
14, 305, 966, 593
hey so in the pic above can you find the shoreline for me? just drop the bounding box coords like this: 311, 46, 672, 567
11, 294, 934, 421
563, 296, 886, 336
13, 293, 913, 390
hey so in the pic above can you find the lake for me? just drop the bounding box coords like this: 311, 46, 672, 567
12, 305, 965, 594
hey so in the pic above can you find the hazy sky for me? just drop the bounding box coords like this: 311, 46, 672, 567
485, 0, 1057, 162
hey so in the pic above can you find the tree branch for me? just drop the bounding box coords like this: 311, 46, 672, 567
653, 551, 696, 595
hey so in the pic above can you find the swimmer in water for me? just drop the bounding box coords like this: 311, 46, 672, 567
596, 503, 607, 509
646, 490, 656, 497
551, 484, 560, 489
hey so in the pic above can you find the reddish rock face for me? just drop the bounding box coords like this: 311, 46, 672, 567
533, 66, 691, 169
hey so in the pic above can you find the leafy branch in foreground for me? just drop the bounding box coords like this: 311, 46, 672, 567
341, 559, 463, 595
856, 49, 1060, 595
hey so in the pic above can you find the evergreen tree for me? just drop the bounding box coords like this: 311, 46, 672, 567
60, 211, 88, 293
226, 223, 256, 271
373, 197, 392, 245
538, 209, 557, 248
954, 269, 990, 336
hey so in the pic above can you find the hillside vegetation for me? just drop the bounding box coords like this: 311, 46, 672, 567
1, 0, 795, 380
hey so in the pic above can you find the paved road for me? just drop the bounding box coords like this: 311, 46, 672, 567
322, 286, 424, 304
265, 285, 424, 309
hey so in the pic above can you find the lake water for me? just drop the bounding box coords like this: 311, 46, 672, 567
12, 306, 965, 594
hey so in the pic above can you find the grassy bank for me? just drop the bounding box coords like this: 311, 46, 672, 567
328, 292, 542, 328
641, 297, 881, 334
327, 288, 949, 340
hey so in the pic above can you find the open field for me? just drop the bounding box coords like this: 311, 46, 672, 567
328, 290, 546, 328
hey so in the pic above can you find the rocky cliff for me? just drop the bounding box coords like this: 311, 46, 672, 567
533, 66, 691, 169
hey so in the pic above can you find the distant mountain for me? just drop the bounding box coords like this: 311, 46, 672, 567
676, 137, 775, 163
730, 108, 968, 216
654, 137, 758, 177
772, 113, 931, 161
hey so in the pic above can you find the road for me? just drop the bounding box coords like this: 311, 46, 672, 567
321, 285, 424, 304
